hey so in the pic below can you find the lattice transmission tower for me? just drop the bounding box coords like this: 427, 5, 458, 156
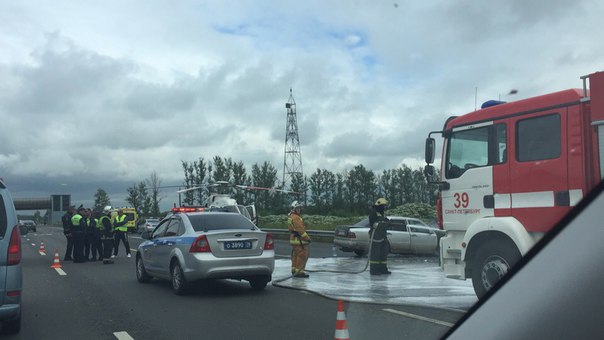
282, 89, 304, 193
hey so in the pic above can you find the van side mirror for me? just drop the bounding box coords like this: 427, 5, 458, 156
425, 138, 435, 164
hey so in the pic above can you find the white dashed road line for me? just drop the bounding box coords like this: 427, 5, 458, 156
383, 308, 455, 327
114, 331, 134, 340
54, 268, 67, 276
39, 252, 46, 256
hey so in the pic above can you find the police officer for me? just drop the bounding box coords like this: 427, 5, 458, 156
62, 206, 75, 261
112, 209, 132, 258
83, 208, 96, 261
91, 210, 104, 261
99, 207, 114, 264
369, 198, 391, 275
71, 206, 87, 263
288, 201, 311, 278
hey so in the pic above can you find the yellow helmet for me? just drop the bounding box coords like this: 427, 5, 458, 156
375, 198, 388, 206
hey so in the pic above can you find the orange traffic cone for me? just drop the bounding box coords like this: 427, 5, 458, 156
39, 241, 45, 253
51, 250, 62, 269
334, 300, 350, 340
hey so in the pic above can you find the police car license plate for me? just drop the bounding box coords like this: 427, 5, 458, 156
224, 240, 252, 250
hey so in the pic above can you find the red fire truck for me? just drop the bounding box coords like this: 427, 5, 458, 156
424, 71, 604, 298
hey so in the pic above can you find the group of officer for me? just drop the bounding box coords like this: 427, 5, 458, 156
61, 205, 131, 264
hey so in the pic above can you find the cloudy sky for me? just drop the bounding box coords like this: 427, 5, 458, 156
1, 0, 602, 210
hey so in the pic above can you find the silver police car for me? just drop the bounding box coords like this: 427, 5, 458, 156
136, 210, 274, 295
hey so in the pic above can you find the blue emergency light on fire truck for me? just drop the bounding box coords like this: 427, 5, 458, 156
424, 71, 604, 298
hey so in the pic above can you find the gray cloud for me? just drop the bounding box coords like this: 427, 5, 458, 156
1, 1, 603, 209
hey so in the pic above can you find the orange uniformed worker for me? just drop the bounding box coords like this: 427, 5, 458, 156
288, 201, 311, 278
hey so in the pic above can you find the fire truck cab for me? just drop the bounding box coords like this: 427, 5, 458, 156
424, 71, 604, 298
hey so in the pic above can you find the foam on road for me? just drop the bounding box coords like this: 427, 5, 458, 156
272, 257, 477, 310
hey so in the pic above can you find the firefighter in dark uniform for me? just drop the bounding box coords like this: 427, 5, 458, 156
71, 206, 87, 263
83, 208, 96, 261
369, 198, 391, 275
62, 205, 75, 261
99, 207, 114, 264
91, 210, 104, 261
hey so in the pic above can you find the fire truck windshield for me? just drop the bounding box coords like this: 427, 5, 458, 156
446, 124, 507, 179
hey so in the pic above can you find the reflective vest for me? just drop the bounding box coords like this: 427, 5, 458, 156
71, 214, 84, 232
114, 214, 128, 232
99, 216, 111, 231
95, 218, 103, 230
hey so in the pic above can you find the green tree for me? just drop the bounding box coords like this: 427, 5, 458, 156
181, 160, 196, 206
126, 183, 145, 213
345, 164, 376, 214
308, 168, 336, 214
232, 160, 248, 205
211, 156, 232, 182
251, 161, 279, 214
147, 171, 162, 216
331, 173, 347, 214
137, 182, 151, 216
181, 158, 210, 205
93, 188, 111, 211
289, 173, 307, 207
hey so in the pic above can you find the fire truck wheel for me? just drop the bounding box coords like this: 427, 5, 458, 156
472, 242, 521, 299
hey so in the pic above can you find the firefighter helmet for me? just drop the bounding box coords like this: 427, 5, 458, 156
374, 198, 388, 206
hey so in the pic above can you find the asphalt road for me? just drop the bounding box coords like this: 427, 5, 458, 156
4, 225, 466, 339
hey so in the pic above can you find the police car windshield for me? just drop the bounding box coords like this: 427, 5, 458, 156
188, 213, 255, 232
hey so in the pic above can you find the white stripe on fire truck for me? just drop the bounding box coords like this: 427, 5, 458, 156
512, 191, 554, 208
494, 193, 511, 209
493, 189, 583, 209
569, 189, 583, 206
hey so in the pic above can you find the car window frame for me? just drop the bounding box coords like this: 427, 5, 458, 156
388, 220, 408, 232
151, 219, 170, 239
164, 218, 181, 237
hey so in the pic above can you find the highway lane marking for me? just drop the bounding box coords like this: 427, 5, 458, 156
39, 252, 46, 256
31, 243, 36, 246
383, 308, 455, 327
113, 331, 134, 340
54, 268, 67, 276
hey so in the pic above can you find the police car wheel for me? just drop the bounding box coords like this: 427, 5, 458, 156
136, 255, 152, 283
171, 262, 188, 295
